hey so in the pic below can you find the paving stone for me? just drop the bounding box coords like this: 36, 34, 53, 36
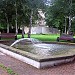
0, 52, 75, 75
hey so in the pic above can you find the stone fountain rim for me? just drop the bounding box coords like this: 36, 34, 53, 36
0, 43, 75, 62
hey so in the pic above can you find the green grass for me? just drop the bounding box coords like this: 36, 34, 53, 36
17, 34, 60, 42
0, 63, 18, 75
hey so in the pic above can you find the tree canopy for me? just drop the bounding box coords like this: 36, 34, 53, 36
46, 0, 75, 34
0, 0, 45, 34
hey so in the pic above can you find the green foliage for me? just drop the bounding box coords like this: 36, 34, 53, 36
0, 23, 6, 29
0, 0, 46, 32
46, 0, 75, 33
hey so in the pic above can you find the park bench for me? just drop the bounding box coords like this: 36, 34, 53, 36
57, 34, 75, 42
0, 33, 17, 41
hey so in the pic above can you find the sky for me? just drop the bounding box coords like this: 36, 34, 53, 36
45, 0, 52, 6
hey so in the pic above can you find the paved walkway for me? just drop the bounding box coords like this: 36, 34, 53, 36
0, 68, 9, 75
0, 52, 10, 75
0, 52, 75, 75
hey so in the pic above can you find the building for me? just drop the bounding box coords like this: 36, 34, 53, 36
24, 9, 59, 34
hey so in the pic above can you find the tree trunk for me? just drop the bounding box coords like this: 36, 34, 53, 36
22, 25, 25, 38
68, 0, 72, 34
7, 23, 9, 33
15, 1, 18, 35
65, 17, 67, 34
68, 15, 72, 34
5, 13, 9, 33
28, 10, 33, 38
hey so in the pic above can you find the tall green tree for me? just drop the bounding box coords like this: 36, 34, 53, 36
18, 0, 30, 38
27, 0, 46, 38
0, 0, 46, 36
46, 0, 75, 34
0, 0, 11, 33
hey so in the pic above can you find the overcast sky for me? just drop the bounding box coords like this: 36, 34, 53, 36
45, 0, 52, 6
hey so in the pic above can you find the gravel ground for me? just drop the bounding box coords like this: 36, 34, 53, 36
0, 51, 75, 75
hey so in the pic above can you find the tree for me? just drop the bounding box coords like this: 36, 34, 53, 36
46, 0, 75, 34
0, 0, 18, 33
18, 0, 30, 38
0, 0, 46, 36
0, 0, 11, 33
27, 0, 46, 38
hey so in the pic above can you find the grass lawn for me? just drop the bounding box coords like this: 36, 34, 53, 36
17, 34, 60, 42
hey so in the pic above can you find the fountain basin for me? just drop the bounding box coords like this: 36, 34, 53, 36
0, 43, 75, 69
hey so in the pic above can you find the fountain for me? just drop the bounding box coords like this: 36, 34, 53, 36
10, 38, 75, 56
10, 38, 42, 46
0, 38, 75, 68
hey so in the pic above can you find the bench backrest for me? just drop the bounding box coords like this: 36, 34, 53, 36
0, 33, 17, 40
60, 34, 73, 38
59, 34, 74, 40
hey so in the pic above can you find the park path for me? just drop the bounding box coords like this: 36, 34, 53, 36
0, 51, 75, 75
0, 52, 10, 75
0, 68, 9, 75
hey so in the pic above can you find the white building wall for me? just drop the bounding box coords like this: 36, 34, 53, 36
24, 26, 60, 34
31, 26, 42, 34
42, 26, 52, 34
